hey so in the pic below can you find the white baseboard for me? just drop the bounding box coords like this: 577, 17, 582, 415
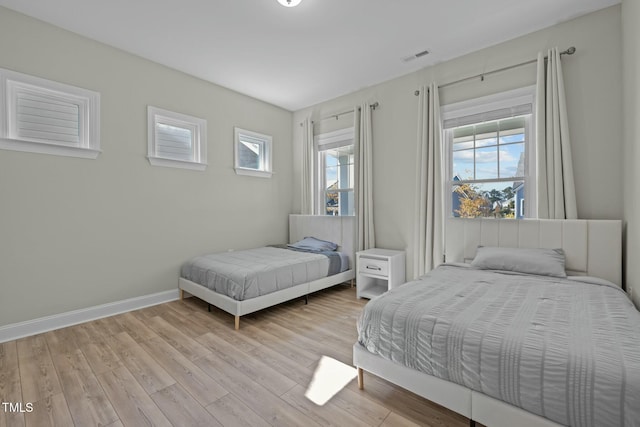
0, 289, 180, 343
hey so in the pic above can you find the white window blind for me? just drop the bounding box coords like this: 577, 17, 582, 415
15, 90, 81, 146
155, 122, 194, 162
443, 103, 532, 129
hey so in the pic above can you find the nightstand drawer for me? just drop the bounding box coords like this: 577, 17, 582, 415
359, 257, 389, 277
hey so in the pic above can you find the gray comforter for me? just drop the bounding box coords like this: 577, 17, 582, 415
181, 246, 331, 301
357, 264, 640, 427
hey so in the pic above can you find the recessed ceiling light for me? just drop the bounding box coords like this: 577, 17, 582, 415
278, 0, 302, 7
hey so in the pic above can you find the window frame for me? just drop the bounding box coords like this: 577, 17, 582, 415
233, 127, 272, 178
0, 67, 101, 159
315, 127, 355, 216
147, 106, 207, 171
441, 86, 536, 219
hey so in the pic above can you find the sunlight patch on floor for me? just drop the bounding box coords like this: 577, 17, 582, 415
305, 356, 357, 406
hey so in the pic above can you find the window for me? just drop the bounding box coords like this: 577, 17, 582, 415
315, 127, 355, 216
147, 106, 207, 171
234, 127, 272, 178
442, 87, 535, 219
0, 68, 100, 159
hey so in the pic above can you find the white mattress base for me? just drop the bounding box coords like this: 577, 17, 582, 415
179, 269, 354, 318
353, 343, 562, 427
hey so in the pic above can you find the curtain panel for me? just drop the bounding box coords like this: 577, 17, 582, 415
301, 116, 314, 215
536, 48, 578, 219
414, 83, 444, 278
355, 103, 375, 252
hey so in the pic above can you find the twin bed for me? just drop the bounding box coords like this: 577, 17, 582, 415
355, 218, 639, 427
178, 214, 355, 329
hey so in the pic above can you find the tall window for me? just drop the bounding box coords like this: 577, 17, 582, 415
315, 127, 355, 216
442, 87, 535, 219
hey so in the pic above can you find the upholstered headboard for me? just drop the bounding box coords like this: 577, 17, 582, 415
445, 218, 622, 287
289, 214, 356, 269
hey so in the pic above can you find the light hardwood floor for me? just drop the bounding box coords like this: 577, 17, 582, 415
0, 284, 473, 427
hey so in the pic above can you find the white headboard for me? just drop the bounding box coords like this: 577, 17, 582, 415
289, 214, 356, 269
445, 218, 622, 287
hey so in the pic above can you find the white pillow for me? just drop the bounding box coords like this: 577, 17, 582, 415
470, 246, 567, 278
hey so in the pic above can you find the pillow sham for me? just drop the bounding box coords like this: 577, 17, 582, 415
287, 236, 338, 252
470, 246, 567, 278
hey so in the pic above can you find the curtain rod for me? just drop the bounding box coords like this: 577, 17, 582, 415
414, 46, 576, 95
300, 102, 379, 126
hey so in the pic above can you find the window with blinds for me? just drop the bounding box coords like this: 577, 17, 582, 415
147, 106, 207, 171
442, 86, 535, 219
234, 127, 272, 178
0, 68, 100, 159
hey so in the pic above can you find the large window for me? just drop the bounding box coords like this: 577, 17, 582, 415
315, 128, 354, 216
442, 87, 535, 219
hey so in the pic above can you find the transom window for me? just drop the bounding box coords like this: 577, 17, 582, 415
442, 87, 535, 219
234, 127, 272, 178
0, 67, 101, 159
147, 106, 207, 171
315, 127, 355, 216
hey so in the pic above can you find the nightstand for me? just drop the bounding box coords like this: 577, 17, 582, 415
356, 248, 406, 299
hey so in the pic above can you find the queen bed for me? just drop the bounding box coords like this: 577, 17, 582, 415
179, 214, 355, 329
354, 218, 639, 427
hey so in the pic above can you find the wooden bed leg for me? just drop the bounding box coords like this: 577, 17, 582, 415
179, 289, 184, 300
469, 420, 476, 427
304, 295, 309, 305
350, 279, 355, 288
357, 368, 364, 390
208, 304, 211, 312
234, 315, 240, 330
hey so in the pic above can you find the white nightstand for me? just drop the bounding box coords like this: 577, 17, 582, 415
356, 248, 406, 299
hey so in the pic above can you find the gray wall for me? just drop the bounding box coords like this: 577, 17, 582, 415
0, 7, 294, 326
293, 6, 623, 280
622, 0, 640, 306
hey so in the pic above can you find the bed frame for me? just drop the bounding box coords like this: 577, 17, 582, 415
179, 214, 355, 329
354, 218, 622, 427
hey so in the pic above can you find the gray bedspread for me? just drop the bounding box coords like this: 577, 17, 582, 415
181, 246, 335, 301
357, 264, 640, 427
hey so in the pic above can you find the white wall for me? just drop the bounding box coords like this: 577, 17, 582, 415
0, 7, 294, 327
622, 0, 640, 306
293, 6, 623, 279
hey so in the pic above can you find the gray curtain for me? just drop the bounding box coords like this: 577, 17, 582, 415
355, 103, 375, 251
414, 83, 443, 278
536, 48, 577, 219
301, 116, 314, 215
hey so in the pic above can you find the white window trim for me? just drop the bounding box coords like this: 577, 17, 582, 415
234, 127, 273, 178
0, 68, 101, 159
147, 106, 207, 171
441, 86, 537, 218
314, 127, 355, 216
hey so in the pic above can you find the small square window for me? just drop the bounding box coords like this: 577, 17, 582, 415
147, 106, 207, 171
234, 127, 272, 178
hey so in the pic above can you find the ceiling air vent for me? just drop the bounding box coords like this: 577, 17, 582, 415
402, 49, 430, 63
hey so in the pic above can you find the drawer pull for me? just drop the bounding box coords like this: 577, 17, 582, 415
365, 265, 382, 271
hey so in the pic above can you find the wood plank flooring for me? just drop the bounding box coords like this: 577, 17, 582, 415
1, 285, 473, 427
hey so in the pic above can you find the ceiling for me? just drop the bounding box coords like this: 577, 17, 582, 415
0, 0, 620, 111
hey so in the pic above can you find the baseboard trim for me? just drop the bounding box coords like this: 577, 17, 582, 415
0, 289, 180, 343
